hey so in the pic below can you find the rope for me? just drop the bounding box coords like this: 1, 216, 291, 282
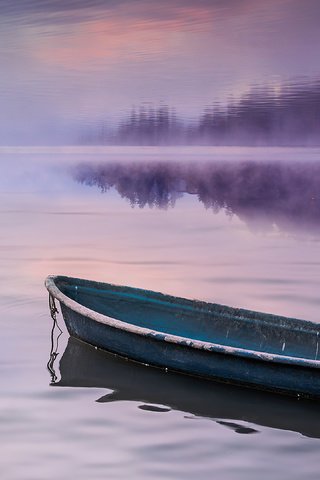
47, 294, 63, 384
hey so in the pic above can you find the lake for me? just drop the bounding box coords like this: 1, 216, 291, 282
1, 147, 320, 479
1, 0, 320, 478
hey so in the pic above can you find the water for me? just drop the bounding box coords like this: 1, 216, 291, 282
1, 1, 320, 478
1, 148, 320, 479
1, 1, 320, 145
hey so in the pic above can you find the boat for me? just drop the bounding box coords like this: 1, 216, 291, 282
45, 275, 320, 399
53, 336, 320, 439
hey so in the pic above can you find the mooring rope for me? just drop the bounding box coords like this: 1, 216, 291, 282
47, 294, 63, 383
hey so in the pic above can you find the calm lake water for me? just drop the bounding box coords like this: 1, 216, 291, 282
1, 147, 320, 479
2, 0, 320, 478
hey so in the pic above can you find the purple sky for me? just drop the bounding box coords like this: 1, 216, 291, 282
1, 0, 320, 144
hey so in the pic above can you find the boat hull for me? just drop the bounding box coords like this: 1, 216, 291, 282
60, 302, 320, 399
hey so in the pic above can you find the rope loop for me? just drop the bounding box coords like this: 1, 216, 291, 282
49, 293, 59, 322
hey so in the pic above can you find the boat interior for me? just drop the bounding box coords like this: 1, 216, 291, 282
57, 277, 320, 361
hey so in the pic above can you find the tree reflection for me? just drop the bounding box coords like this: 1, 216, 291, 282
73, 160, 320, 232
81, 80, 320, 146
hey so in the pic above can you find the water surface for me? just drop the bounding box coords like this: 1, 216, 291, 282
1, 0, 320, 478
1, 148, 320, 479
1, 0, 320, 145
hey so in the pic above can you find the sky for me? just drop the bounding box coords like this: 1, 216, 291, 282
0, 0, 319, 145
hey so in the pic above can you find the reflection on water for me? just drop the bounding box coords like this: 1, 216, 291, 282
74, 159, 320, 232
53, 335, 320, 440
1, 0, 320, 145
216, 421, 258, 435
85, 79, 320, 146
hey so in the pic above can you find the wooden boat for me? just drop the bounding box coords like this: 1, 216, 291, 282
45, 275, 320, 399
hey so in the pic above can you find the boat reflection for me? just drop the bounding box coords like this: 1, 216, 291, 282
52, 336, 320, 439
73, 159, 320, 233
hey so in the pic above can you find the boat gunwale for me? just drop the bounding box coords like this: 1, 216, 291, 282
45, 275, 320, 369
